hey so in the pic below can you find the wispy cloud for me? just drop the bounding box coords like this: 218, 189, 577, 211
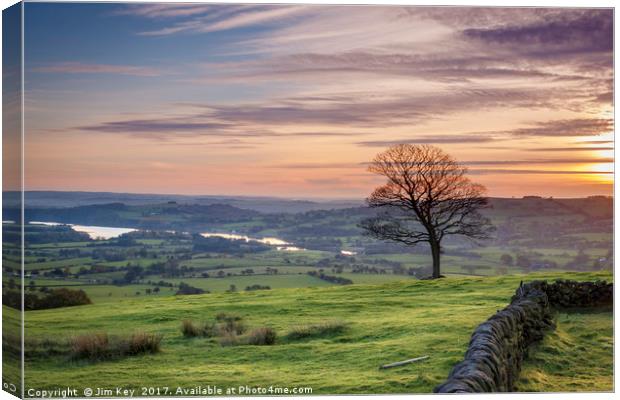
578, 139, 614, 145
525, 146, 614, 152
469, 169, 613, 175
77, 118, 231, 135
463, 158, 613, 166
75, 113, 365, 140
72, 84, 571, 142
114, 4, 216, 18
268, 162, 364, 169
505, 118, 613, 137
356, 134, 498, 147
137, 5, 310, 36
199, 52, 591, 85
32, 62, 162, 77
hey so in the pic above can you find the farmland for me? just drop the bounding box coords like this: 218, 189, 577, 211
1, 195, 613, 303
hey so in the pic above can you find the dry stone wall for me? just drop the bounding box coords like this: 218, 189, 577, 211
434, 279, 612, 393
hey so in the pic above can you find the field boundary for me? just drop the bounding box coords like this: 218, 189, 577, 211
434, 279, 613, 393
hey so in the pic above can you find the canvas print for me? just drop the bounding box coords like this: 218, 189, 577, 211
1, 2, 614, 397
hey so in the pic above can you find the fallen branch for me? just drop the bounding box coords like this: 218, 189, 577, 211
379, 355, 429, 369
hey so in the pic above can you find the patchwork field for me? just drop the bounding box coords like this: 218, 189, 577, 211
16, 271, 612, 395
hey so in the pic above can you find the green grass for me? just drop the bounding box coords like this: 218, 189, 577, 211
16, 271, 612, 394
151, 274, 333, 292
24, 257, 93, 271
28, 279, 174, 303
517, 308, 613, 392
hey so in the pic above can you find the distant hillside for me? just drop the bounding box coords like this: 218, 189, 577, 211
5, 202, 261, 231
3, 191, 362, 213
3, 191, 612, 218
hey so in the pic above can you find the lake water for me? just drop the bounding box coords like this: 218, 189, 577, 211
200, 232, 304, 252
27, 221, 300, 250
29, 221, 136, 240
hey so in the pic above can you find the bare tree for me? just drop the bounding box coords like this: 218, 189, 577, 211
359, 144, 494, 279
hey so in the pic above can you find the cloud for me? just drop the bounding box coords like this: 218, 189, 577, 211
505, 118, 613, 137
578, 140, 614, 145
357, 134, 498, 147
77, 118, 231, 134
305, 178, 350, 186
204, 87, 563, 128
525, 147, 614, 152
199, 51, 590, 85
75, 114, 365, 140
268, 162, 364, 169
32, 62, 161, 77
463, 158, 613, 166
138, 5, 310, 36
469, 169, 612, 175
74, 88, 608, 142
114, 4, 216, 18
156, 138, 261, 149
462, 10, 613, 55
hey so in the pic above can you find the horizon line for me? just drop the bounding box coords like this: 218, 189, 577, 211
3, 189, 614, 202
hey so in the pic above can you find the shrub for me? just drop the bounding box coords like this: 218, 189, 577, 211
246, 327, 277, 345
202, 322, 218, 338
218, 332, 239, 347
124, 332, 162, 355
69, 331, 162, 361
215, 312, 242, 322
181, 319, 202, 337
218, 319, 246, 336
286, 321, 348, 340
215, 313, 246, 335
180, 313, 249, 343
70, 333, 109, 360
180, 319, 236, 338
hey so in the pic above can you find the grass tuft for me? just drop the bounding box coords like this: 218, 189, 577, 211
181, 319, 203, 338
181, 315, 245, 339
125, 332, 162, 355
69, 331, 162, 361
218, 332, 240, 347
70, 332, 110, 360
246, 327, 277, 345
285, 321, 348, 341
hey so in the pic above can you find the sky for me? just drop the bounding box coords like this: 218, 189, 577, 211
17, 3, 614, 199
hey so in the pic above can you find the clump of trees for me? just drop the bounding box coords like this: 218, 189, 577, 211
176, 282, 206, 295
3, 288, 92, 310
192, 235, 270, 254
307, 271, 353, 285
245, 284, 271, 291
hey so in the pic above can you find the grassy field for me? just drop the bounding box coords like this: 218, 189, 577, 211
16, 271, 612, 395
518, 308, 614, 392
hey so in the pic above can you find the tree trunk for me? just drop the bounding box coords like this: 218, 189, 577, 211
430, 240, 441, 278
